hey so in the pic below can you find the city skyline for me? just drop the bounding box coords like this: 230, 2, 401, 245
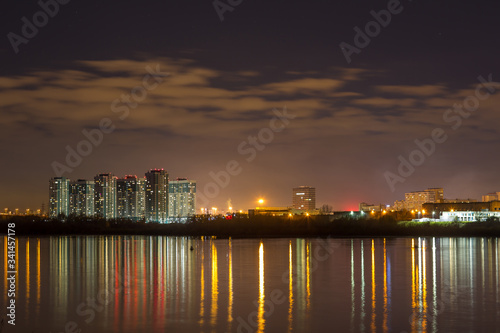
4, 168, 500, 216
47, 169, 197, 221
24, 175, 500, 218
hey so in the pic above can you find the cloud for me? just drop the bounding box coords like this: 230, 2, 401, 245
352, 97, 416, 108
2, 57, 500, 213
259, 78, 344, 95
375, 84, 447, 96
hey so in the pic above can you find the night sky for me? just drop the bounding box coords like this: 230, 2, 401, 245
2, 0, 500, 211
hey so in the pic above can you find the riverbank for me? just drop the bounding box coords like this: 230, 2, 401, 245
2, 215, 500, 238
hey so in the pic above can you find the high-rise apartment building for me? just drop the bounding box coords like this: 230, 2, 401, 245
292, 186, 316, 211
117, 175, 146, 221
145, 169, 168, 223
69, 179, 95, 216
168, 178, 196, 221
94, 173, 117, 219
49, 177, 70, 217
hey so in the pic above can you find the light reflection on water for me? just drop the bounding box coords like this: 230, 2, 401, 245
0, 236, 499, 332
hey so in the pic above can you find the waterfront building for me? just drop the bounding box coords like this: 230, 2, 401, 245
292, 186, 316, 211
168, 178, 196, 222
359, 202, 387, 212
69, 179, 95, 216
117, 175, 146, 221
423, 201, 500, 216
94, 173, 117, 219
145, 169, 168, 223
439, 210, 500, 222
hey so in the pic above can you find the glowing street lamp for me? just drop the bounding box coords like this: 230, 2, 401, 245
258, 198, 264, 205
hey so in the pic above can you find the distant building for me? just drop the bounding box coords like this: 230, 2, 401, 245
249, 207, 292, 217
117, 175, 146, 221
145, 169, 168, 223
168, 178, 196, 221
332, 210, 367, 220
482, 192, 500, 202
404, 188, 443, 211
49, 177, 70, 217
439, 210, 500, 222
292, 186, 316, 211
443, 198, 477, 203
69, 179, 95, 216
94, 173, 117, 219
359, 202, 386, 212
393, 200, 406, 211
394, 188, 444, 211
422, 201, 500, 216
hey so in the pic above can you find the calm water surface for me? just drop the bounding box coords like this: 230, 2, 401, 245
1, 236, 499, 332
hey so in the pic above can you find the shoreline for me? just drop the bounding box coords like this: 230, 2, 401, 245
2, 215, 500, 238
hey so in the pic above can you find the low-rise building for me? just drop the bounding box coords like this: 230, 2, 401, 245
359, 202, 387, 212
482, 192, 500, 202
439, 210, 500, 222
422, 201, 500, 216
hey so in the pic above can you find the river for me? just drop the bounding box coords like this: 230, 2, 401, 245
1, 236, 499, 332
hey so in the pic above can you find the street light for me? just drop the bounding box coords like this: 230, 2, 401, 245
258, 198, 264, 205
